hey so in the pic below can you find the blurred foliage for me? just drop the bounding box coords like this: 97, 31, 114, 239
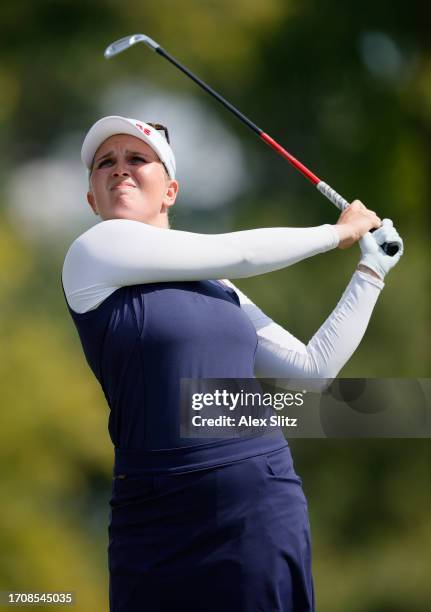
0, 1, 430, 611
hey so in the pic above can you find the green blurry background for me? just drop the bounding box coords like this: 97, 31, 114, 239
0, 1, 429, 610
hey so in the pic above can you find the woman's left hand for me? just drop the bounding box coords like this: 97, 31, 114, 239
358, 219, 404, 280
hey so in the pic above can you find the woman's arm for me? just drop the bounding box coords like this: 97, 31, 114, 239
62, 219, 339, 313
221, 270, 384, 391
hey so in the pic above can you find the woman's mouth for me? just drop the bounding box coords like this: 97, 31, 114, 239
111, 183, 136, 191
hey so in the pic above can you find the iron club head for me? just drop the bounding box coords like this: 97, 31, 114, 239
104, 34, 159, 59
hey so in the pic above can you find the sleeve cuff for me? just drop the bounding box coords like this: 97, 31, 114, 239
354, 269, 385, 290
322, 224, 340, 249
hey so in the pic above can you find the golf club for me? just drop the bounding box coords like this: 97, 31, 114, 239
104, 34, 399, 256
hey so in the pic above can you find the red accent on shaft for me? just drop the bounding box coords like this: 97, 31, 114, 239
260, 132, 321, 185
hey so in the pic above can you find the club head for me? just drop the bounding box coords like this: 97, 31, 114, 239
104, 34, 159, 58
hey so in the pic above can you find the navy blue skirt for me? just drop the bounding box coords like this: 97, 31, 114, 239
108, 446, 315, 611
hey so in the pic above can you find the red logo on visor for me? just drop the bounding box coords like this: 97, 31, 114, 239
135, 122, 151, 136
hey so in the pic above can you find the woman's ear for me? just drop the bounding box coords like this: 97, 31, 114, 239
162, 179, 179, 210
160, 179, 179, 213
87, 191, 99, 215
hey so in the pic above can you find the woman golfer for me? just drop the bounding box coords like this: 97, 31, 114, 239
62, 115, 403, 612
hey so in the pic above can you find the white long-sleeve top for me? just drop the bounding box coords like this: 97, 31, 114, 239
62, 219, 384, 385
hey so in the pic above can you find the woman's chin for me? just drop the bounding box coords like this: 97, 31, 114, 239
105, 209, 150, 223
109, 199, 138, 215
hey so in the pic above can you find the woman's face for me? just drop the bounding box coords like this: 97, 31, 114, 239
87, 134, 179, 227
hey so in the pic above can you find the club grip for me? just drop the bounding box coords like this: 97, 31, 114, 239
316, 182, 399, 256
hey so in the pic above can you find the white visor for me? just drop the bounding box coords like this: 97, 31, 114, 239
81, 115, 176, 179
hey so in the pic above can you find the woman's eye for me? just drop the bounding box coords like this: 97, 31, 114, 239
96, 156, 147, 169
97, 159, 113, 168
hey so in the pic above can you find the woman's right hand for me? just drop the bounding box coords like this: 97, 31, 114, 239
335, 200, 381, 249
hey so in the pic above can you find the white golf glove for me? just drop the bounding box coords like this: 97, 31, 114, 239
359, 218, 404, 279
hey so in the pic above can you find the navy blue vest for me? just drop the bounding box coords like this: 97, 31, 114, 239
62, 279, 287, 471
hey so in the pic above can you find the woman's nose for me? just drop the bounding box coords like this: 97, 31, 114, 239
112, 169, 130, 177
111, 159, 130, 176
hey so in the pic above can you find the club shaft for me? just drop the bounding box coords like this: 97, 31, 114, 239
149, 42, 397, 254
156, 48, 350, 209
159, 46, 348, 210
